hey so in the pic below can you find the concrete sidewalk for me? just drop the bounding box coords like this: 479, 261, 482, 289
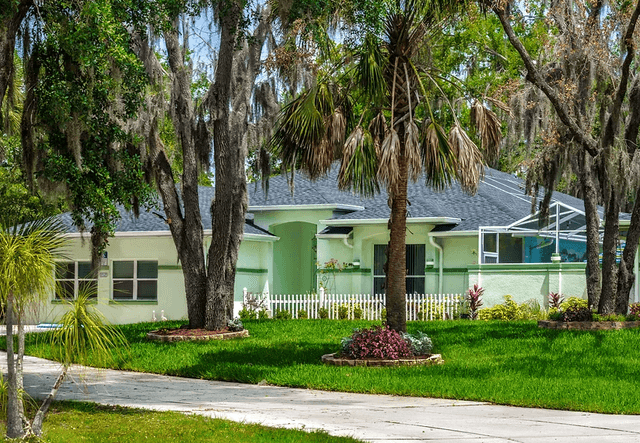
2, 351, 640, 442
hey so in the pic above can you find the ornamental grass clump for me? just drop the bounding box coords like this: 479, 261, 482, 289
342, 325, 413, 360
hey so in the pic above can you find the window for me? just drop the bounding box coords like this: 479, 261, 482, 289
112, 260, 158, 300
373, 244, 425, 295
482, 233, 523, 263
55, 261, 97, 299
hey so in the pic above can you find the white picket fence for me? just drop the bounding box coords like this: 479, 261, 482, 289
244, 287, 463, 321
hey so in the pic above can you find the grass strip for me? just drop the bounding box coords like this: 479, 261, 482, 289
0, 401, 362, 442
6, 319, 640, 414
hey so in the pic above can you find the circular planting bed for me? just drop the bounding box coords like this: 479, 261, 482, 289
538, 320, 640, 330
146, 328, 249, 342
321, 353, 443, 367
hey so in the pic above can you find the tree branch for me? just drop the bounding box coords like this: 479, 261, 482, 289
493, 6, 600, 157
602, 0, 640, 148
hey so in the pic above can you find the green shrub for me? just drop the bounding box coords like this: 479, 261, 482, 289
559, 296, 589, 311
258, 309, 269, 320
592, 313, 627, 322
418, 304, 445, 321
338, 305, 349, 320
275, 309, 292, 320
353, 305, 363, 320
238, 308, 257, 321
556, 296, 592, 322
478, 295, 523, 320
297, 309, 308, 319
318, 307, 329, 319
381, 308, 387, 321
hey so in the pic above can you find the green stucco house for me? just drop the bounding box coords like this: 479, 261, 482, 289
41, 166, 639, 324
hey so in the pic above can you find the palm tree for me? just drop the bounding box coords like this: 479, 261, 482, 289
270, 0, 501, 332
0, 218, 66, 438
0, 218, 127, 439
29, 289, 128, 436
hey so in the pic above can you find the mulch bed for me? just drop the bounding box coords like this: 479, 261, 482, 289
538, 320, 640, 330
146, 327, 249, 342
321, 353, 443, 367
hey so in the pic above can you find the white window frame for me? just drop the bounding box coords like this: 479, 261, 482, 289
55, 261, 97, 299
111, 260, 158, 301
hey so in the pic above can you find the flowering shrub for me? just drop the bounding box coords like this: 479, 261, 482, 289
629, 303, 640, 321
342, 325, 413, 359
466, 284, 484, 320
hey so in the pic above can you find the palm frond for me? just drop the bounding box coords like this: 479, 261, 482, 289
448, 124, 484, 195
51, 288, 128, 367
405, 121, 422, 182
339, 126, 380, 197
270, 82, 338, 180
356, 34, 387, 104
421, 120, 456, 190
368, 112, 388, 157
378, 128, 401, 192
326, 107, 347, 159
0, 218, 67, 307
470, 100, 502, 163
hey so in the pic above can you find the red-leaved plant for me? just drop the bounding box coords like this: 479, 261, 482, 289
548, 292, 564, 309
466, 284, 484, 320
629, 303, 640, 320
342, 325, 413, 359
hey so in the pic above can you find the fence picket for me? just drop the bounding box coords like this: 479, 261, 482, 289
262, 292, 461, 321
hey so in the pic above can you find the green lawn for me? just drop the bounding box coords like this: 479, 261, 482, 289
7, 319, 640, 414
0, 401, 362, 442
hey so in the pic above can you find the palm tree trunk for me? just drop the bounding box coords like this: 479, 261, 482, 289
30, 366, 68, 436
386, 158, 408, 333
16, 312, 26, 424
5, 291, 24, 439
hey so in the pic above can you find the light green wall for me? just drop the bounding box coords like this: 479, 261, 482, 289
271, 222, 317, 295
468, 263, 587, 307
41, 234, 273, 325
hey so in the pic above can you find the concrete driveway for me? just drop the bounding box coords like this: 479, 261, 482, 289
2, 351, 640, 442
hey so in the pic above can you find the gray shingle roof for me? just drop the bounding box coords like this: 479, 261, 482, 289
59, 187, 275, 237
248, 164, 623, 232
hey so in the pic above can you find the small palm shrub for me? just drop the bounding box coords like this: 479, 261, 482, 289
337, 305, 349, 319
342, 325, 413, 359
258, 309, 269, 320
297, 309, 308, 319
318, 307, 329, 319
353, 305, 363, 320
